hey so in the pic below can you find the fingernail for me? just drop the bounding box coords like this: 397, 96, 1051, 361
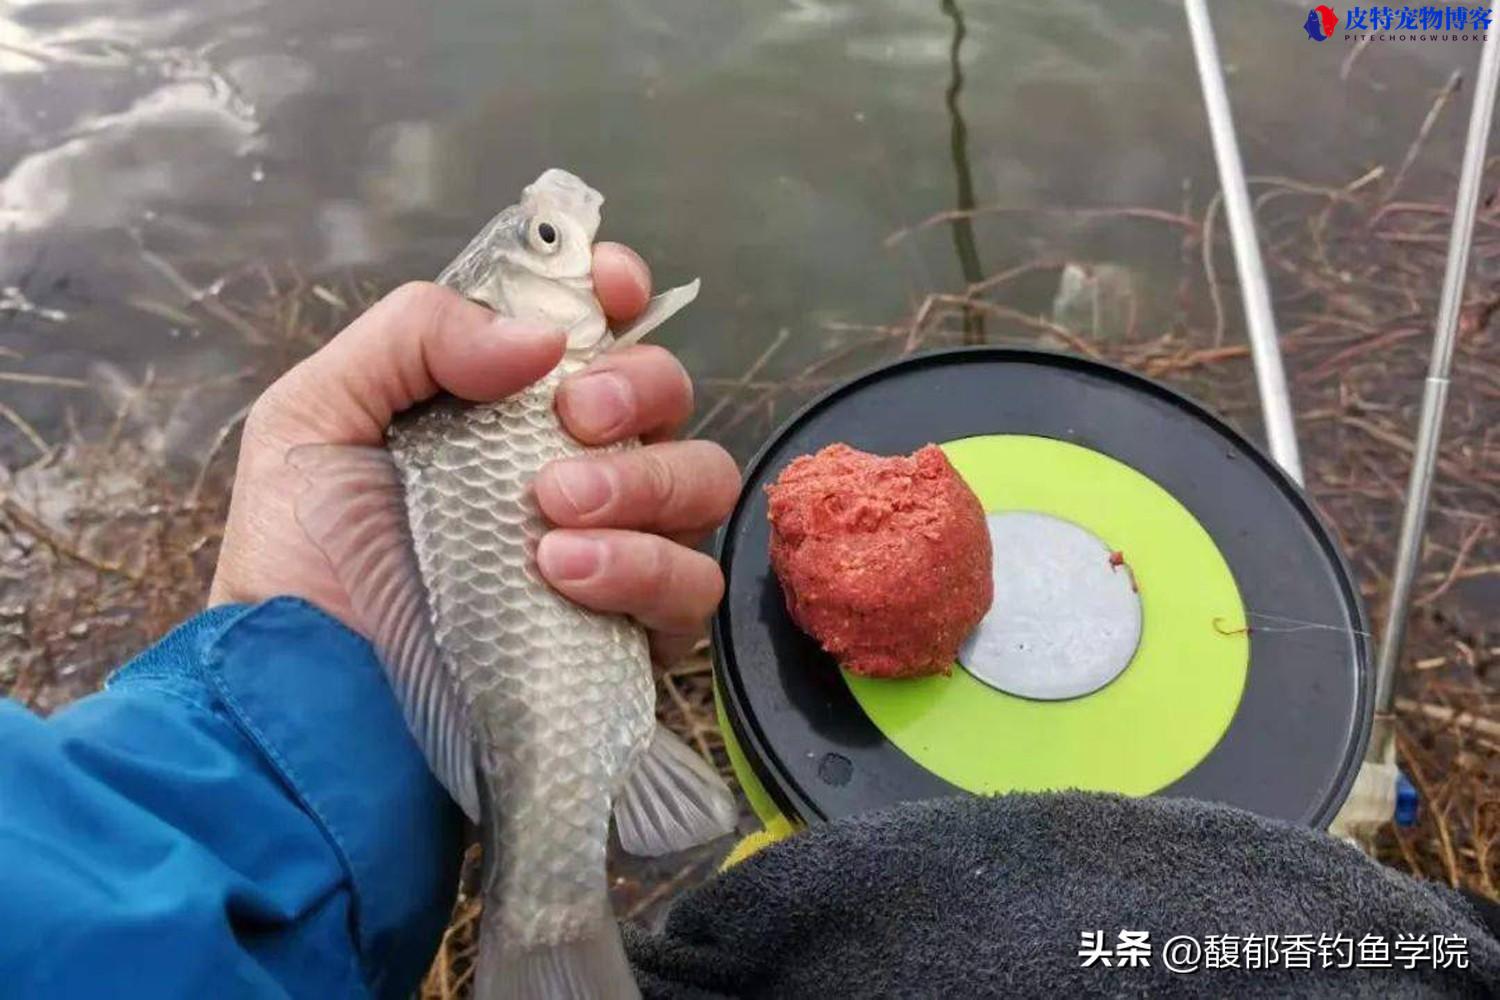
538, 534, 605, 582
549, 460, 613, 516
491, 317, 562, 349
560, 371, 633, 438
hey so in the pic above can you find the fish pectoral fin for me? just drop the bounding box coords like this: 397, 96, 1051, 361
613, 724, 737, 857
607, 278, 700, 350
287, 443, 481, 823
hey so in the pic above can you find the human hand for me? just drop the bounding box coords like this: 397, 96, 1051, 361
211, 242, 739, 665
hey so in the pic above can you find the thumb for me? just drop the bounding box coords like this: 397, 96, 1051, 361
258, 281, 566, 445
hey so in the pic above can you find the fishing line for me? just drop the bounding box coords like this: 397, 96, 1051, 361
1210, 610, 1373, 646
1243, 611, 1375, 638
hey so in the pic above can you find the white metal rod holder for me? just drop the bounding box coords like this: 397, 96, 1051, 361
1373, 27, 1500, 741
1184, 0, 1304, 483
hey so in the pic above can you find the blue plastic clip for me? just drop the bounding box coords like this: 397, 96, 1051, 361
1394, 770, 1420, 827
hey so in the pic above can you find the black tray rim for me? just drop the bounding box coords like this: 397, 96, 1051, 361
710, 345, 1373, 830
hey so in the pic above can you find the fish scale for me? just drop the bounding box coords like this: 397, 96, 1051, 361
391, 362, 655, 948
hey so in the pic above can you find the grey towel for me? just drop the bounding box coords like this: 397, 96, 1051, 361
624, 792, 1500, 997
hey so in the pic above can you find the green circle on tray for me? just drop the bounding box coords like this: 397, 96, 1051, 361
841, 434, 1250, 797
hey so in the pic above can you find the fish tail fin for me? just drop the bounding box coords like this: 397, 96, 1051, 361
477, 912, 639, 1000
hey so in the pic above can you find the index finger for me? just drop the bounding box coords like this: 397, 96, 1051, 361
555, 345, 694, 445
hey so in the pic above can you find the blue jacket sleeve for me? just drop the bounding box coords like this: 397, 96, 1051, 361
0, 597, 464, 999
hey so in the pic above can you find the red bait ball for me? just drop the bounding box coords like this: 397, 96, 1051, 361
766, 443, 993, 679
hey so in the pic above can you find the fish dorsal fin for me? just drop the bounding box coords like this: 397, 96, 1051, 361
613, 724, 737, 857
608, 279, 700, 350
288, 443, 481, 822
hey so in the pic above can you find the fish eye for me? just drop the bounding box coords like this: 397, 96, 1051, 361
528, 217, 561, 254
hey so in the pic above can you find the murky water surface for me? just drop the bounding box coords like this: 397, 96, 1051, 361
1, 0, 1488, 462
